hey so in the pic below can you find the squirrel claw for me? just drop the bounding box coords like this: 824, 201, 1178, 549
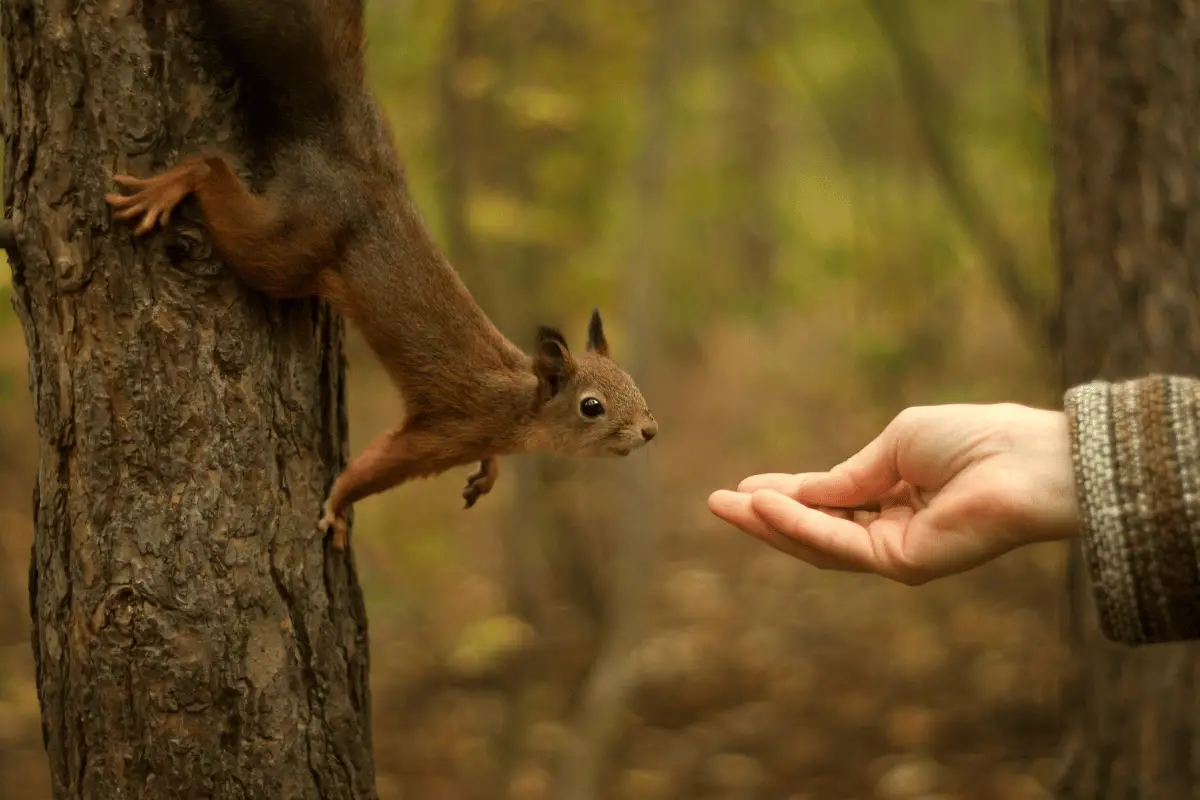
105, 167, 196, 236
461, 463, 496, 510
318, 500, 349, 551
461, 485, 482, 509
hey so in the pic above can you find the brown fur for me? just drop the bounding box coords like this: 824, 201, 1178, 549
105, 2, 656, 550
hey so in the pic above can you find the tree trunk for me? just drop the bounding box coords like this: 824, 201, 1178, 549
3, 2, 376, 798
1052, 1, 1200, 795
724, 0, 778, 300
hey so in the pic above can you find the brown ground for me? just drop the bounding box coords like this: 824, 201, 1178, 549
0, 265, 1068, 799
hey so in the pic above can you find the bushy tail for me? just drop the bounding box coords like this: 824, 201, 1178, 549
202, 0, 367, 141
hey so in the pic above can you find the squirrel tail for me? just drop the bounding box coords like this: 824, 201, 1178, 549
202, 0, 367, 142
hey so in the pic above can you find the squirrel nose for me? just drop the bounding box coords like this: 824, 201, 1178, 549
641, 420, 658, 442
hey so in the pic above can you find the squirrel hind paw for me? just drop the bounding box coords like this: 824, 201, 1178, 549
317, 504, 349, 550
106, 169, 194, 236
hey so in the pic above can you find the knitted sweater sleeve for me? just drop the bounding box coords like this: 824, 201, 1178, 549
1064, 375, 1200, 646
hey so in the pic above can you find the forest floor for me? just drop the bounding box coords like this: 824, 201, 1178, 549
0, 296, 1067, 799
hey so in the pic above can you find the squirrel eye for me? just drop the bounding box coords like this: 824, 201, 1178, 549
580, 397, 605, 418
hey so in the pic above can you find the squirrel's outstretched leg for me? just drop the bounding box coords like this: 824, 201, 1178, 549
319, 426, 485, 550
106, 155, 345, 301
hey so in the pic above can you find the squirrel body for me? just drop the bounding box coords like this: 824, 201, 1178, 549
106, 0, 657, 549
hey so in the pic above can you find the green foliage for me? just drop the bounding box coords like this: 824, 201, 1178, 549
351, 0, 1052, 350
446, 614, 536, 681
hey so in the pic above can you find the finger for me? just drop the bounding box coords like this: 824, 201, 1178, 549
111, 203, 147, 220
789, 430, 905, 508
736, 473, 805, 495
752, 489, 936, 584
332, 519, 349, 550
135, 207, 160, 236
112, 174, 148, 188
710, 493, 855, 570
730, 477, 879, 523
104, 192, 136, 207
708, 490, 860, 571
737, 421, 911, 509
749, 489, 882, 572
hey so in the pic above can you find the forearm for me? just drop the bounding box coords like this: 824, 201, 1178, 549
1065, 374, 1200, 645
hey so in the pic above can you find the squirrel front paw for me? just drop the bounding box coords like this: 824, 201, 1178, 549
462, 459, 498, 509
318, 499, 349, 550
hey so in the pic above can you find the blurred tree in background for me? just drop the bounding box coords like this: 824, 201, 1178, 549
1, 1, 1071, 798
1053, 1, 1200, 796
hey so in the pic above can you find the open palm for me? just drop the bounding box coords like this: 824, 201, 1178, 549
708, 404, 1079, 585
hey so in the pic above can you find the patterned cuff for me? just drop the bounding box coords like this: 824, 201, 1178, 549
1065, 376, 1200, 646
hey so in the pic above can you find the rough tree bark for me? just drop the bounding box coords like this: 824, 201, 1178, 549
3, 2, 376, 798
1052, 1, 1200, 795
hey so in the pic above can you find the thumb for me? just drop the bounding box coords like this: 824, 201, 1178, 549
792, 425, 903, 507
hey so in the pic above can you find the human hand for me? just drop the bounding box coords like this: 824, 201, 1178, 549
707, 403, 1080, 585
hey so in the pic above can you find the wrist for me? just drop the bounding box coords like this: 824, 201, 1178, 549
1016, 407, 1081, 543
993, 407, 1080, 544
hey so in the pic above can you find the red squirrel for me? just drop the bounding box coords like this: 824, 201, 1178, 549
104, 0, 658, 550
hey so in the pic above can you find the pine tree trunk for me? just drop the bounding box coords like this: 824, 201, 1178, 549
1052, 1, 1200, 795
2, 2, 376, 798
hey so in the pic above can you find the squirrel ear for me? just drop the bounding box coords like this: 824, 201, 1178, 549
586, 308, 609, 357
534, 326, 574, 403
536, 326, 570, 361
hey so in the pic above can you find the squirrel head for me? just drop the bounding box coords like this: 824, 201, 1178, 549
528, 309, 657, 457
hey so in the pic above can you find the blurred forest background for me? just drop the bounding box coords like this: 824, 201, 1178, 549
0, 1, 1066, 798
